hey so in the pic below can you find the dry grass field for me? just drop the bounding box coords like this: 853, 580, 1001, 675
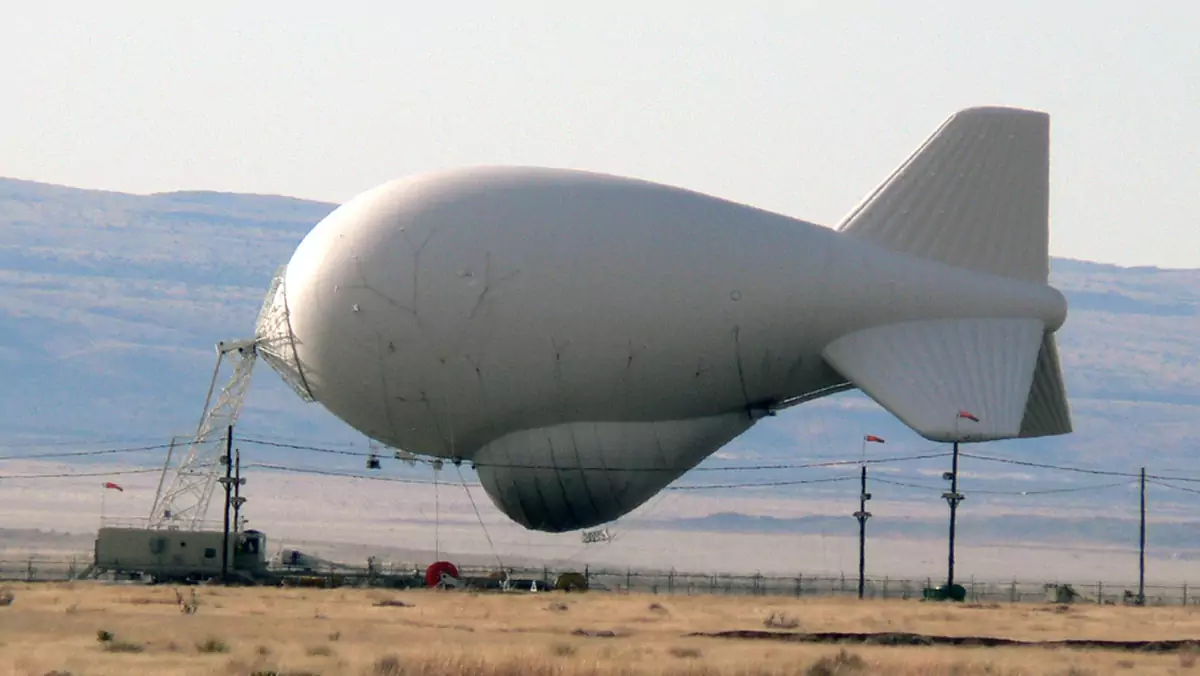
1, 583, 1199, 675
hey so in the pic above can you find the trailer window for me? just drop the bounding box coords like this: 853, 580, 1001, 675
204, 547, 217, 559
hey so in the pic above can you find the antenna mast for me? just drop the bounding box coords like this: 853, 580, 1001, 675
148, 267, 308, 530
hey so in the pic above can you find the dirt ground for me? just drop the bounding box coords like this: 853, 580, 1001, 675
1, 582, 1198, 675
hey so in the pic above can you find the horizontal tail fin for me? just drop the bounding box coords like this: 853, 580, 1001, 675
822, 318, 1061, 442
838, 106, 1051, 284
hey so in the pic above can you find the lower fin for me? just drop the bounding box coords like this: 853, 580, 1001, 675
822, 318, 1055, 442
1018, 333, 1072, 437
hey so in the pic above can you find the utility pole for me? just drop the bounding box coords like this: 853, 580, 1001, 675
1139, 466, 1146, 605
854, 465, 872, 599
232, 449, 246, 534
944, 439, 963, 590
943, 411, 976, 595
219, 425, 233, 584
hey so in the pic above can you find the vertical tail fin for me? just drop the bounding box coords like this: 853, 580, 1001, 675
838, 106, 1050, 284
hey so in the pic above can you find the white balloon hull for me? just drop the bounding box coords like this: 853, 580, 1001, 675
262, 107, 1072, 531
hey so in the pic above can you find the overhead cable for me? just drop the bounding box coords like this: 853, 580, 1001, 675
0, 442, 179, 461
871, 476, 1131, 496
1146, 479, 1200, 496
961, 451, 1200, 484
0, 467, 164, 480
237, 437, 950, 473
667, 475, 857, 491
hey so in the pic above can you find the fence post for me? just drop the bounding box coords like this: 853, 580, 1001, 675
1097, 581, 1103, 605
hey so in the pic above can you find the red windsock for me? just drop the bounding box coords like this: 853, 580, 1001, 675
864, 435, 886, 443
957, 410, 980, 422
103, 482, 124, 492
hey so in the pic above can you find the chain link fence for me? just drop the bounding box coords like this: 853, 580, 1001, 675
567, 567, 1192, 606
0, 554, 92, 583
2, 553, 1192, 606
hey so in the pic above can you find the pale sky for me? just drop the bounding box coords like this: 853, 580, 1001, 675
2, 1, 1197, 269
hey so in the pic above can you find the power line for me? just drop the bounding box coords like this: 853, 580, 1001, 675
873, 475, 945, 492
989, 481, 1132, 496
236, 439, 368, 459
871, 477, 946, 491
0, 467, 164, 480
871, 476, 1131, 496
247, 463, 457, 486
1, 434, 1195, 500
667, 475, 857, 491
688, 452, 952, 473
1150, 467, 1200, 479
7, 434, 1200, 489
0, 436, 174, 449
0, 442, 179, 461
237, 437, 950, 473
962, 452, 1200, 484
1147, 479, 1200, 496
0, 457, 1173, 501
959, 451, 1141, 478
245, 463, 863, 492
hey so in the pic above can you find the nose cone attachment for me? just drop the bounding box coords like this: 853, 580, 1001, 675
254, 265, 315, 402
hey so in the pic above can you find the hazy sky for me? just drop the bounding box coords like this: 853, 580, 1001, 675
2, 1, 1197, 268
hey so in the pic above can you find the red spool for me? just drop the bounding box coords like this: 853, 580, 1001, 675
425, 561, 460, 588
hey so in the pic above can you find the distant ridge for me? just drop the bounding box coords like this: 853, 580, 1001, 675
1, 175, 331, 203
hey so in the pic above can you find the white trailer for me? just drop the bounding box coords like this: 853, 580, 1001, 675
94, 527, 267, 583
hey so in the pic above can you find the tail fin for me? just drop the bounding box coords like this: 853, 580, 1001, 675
824, 106, 1072, 441
838, 106, 1050, 284
1019, 332, 1073, 437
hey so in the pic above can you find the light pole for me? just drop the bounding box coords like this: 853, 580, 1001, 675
231, 449, 247, 533
219, 426, 233, 584
1138, 467, 1146, 606
944, 410, 978, 593
855, 434, 886, 599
